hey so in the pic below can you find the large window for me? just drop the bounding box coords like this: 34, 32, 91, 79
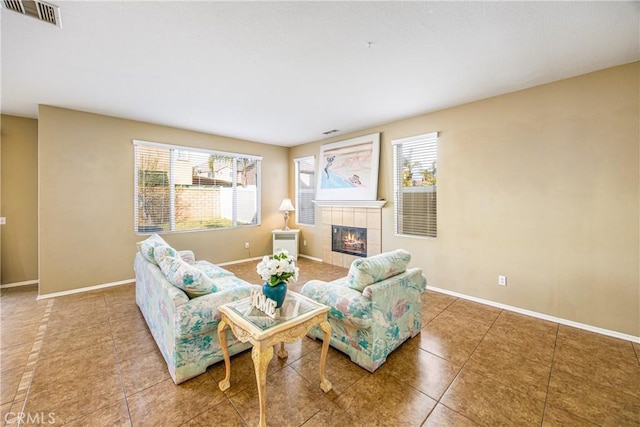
133, 140, 261, 234
294, 156, 316, 225
392, 132, 438, 238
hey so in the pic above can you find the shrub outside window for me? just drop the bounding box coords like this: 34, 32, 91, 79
392, 132, 438, 238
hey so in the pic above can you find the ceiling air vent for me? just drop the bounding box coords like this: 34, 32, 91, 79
2, 0, 62, 28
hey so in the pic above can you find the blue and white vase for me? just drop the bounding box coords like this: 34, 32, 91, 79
262, 282, 287, 308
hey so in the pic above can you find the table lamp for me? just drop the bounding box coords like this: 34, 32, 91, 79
278, 198, 295, 231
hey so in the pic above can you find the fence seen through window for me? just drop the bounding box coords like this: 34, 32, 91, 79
134, 140, 261, 233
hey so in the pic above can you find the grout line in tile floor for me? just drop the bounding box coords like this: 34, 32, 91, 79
424, 304, 501, 425
539, 322, 560, 427
4, 298, 54, 427
108, 295, 135, 427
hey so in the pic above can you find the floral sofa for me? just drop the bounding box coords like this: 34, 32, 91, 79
301, 249, 426, 372
134, 234, 259, 384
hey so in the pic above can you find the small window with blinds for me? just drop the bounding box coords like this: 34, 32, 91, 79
392, 132, 438, 238
294, 156, 316, 226
133, 140, 261, 234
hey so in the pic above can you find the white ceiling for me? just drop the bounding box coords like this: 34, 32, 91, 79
2, 1, 638, 146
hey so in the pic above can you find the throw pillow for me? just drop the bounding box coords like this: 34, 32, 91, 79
155, 245, 217, 298
136, 233, 170, 265
178, 250, 196, 265
346, 249, 411, 292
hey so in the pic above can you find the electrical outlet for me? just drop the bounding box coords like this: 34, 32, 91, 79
0, 217, 5, 225
303, 240, 307, 246
244, 242, 249, 249
498, 275, 507, 286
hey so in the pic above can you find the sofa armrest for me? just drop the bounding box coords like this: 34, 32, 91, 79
134, 252, 189, 366
134, 252, 189, 309
362, 267, 426, 299
301, 280, 372, 329
175, 284, 260, 338
363, 267, 426, 340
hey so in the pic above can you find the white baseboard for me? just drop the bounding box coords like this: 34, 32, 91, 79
218, 256, 264, 266
0, 279, 39, 289
427, 285, 640, 344
36, 279, 135, 300
29, 253, 321, 299
299, 254, 323, 262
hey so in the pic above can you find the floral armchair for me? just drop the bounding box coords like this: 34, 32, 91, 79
301, 249, 426, 372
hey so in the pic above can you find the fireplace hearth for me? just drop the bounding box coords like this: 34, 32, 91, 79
332, 225, 367, 257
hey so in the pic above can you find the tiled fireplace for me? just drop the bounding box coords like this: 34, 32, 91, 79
316, 201, 385, 268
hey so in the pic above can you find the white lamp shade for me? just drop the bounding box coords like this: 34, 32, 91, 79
278, 198, 295, 212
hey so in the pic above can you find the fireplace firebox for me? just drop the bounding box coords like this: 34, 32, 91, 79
332, 225, 367, 257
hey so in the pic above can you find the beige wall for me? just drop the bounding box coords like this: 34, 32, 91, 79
6, 63, 638, 336
38, 106, 289, 296
290, 62, 639, 336
1, 115, 39, 285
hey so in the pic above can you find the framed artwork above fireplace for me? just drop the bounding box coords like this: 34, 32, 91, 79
315, 133, 380, 201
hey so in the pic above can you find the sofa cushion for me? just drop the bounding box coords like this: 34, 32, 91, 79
155, 245, 216, 298
191, 261, 235, 279
346, 249, 412, 292
136, 233, 170, 265
209, 275, 256, 292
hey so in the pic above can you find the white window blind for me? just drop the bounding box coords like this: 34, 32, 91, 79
392, 132, 438, 238
294, 156, 316, 226
133, 140, 261, 234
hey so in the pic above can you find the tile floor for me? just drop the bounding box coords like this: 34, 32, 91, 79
1, 257, 639, 426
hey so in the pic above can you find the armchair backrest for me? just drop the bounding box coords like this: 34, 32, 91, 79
346, 249, 412, 292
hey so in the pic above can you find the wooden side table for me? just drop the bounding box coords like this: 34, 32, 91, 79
217, 291, 332, 427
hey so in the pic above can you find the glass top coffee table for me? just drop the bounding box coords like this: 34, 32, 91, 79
217, 290, 332, 427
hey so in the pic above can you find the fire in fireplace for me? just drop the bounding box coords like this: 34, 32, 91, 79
332, 225, 367, 257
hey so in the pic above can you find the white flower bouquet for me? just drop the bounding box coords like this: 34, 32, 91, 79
256, 249, 300, 286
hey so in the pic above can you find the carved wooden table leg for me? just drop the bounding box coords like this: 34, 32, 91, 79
217, 320, 231, 391
277, 342, 288, 359
319, 321, 333, 392
252, 343, 274, 427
